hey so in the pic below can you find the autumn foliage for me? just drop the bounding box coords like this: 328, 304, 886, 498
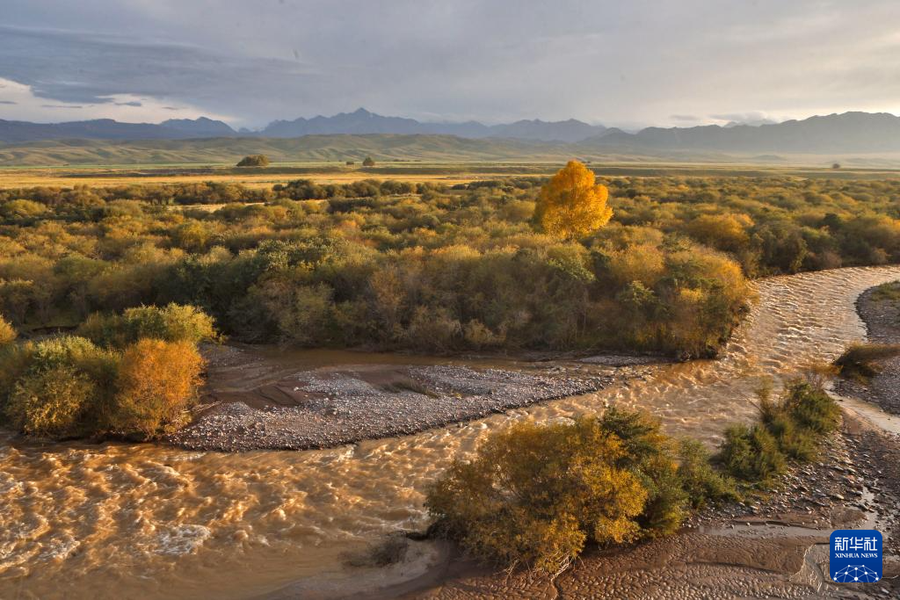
534, 161, 613, 239
426, 409, 735, 574
111, 339, 205, 436
0, 315, 15, 346
0, 305, 212, 440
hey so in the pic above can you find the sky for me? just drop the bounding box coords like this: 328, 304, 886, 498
1, 0, 899, 129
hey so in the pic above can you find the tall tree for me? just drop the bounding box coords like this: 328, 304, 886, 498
534, 160, 612, 239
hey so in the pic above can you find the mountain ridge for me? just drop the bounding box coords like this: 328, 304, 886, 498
1, 110, 899, 154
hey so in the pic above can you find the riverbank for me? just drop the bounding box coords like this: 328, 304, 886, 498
167, 345, 658, 452
835, 282, 900, 415
6, 266, 900, 600
338, 412, 898, 600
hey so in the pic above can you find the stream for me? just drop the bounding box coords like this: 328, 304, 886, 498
2, 265, 900, 600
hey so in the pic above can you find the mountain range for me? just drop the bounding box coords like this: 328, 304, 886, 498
1, 109, 900, 155
0, 108, 606, 144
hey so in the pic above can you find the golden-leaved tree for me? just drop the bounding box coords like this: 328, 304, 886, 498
535, 160, 613, 239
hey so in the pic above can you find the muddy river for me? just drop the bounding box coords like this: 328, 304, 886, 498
3, 266, 900, 600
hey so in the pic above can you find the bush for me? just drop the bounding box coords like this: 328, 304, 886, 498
598, 408, 689, 536
718, 423, 786, 483
425, 410, 716, 574
236, 154, 270, 167
108, 339, 205, 437
78, 304, 217, 348
0, 343, 34, 407
677, 439, 739, 508
1, 336, 117, 439
0, 315, 15, 345
834, 343, 900, 382
718, 380, 839, 483
6, 365, 97, 438
426, 417, 648, 574
781, 381, 840, 434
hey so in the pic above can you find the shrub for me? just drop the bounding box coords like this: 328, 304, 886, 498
834, 343, 900, 382
404, 306, 461, 352
236, 154, 270, 167
598, 408, 688, 536
108, 339, 204, 437
426, 417, 648, 574
0, 315, 15, 345
677, 439, 739, 508
781, 381, 840, 434
718, 423, 786, 483
362, 156, 375, 167
6, 365, 97, 438
1, 336, 119, 437
78, 304, 217, 348
0, 343, 34, 406
425, 410, 713, 574
720, 380, 839, 483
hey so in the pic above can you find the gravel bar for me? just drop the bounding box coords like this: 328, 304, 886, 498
167, 361, 624, 452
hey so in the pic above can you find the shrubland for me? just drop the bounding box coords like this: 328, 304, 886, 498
1, 171, 899, 358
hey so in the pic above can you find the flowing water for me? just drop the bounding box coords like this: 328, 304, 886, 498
3, 266, 900, 600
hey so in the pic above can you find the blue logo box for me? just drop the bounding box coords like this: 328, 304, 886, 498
830, 529, 882, 583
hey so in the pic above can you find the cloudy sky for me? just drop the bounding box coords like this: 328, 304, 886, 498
1, 0, 898, 129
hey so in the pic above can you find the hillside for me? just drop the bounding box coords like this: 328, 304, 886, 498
0, 134, 574, 166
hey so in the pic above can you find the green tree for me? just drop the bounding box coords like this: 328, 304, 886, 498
236, 154, 270, 167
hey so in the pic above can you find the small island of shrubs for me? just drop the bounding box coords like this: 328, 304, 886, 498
0, 304, 215, 440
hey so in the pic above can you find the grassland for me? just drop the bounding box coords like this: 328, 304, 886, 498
3, 160, 900, 190
3, 134, 900, 188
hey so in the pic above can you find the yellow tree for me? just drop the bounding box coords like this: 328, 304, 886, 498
535, 160, 613, 239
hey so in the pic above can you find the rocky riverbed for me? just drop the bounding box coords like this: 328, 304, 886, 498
167, 345, 652, 451
835, 283, 900, 414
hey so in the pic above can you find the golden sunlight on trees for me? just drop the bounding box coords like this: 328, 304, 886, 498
0, 315, 15, 345
426, 409, 738, 574
111, 339, 205, 436
534, 160, 613, 239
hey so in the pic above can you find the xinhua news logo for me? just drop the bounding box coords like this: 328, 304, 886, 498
830, 529, 882, 583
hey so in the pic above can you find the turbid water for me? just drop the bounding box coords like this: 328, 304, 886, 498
3, 266, 900, 600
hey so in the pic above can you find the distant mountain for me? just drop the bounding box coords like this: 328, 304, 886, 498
161, 117, 236, 137
0, 109, 603, 143
490, 119, 606, 143
3, 110, 899, 154
262, 108, 432, 137
260, 108, 604, 142
584, 112, 900, 154
0, 117, 235, 143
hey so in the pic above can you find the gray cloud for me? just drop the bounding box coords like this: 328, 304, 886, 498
0, 100, 16, 105
0, 1, 898, 127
